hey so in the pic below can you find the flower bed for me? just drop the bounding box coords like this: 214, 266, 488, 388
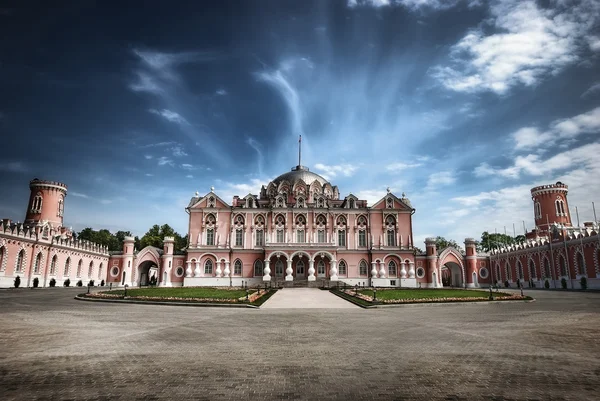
342, 289, 529, 304
83, 286, 271, 304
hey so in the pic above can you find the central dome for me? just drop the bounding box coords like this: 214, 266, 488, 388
271, 165, 330, 187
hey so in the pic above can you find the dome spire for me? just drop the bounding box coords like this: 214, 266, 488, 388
298, 135, 302, 167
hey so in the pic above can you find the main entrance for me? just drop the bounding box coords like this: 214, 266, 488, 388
441, 262, 463, 287
138, 261, 158, 286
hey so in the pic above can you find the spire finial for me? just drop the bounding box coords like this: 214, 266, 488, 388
298, 135, 302, 166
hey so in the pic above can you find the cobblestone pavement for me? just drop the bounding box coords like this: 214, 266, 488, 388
261, 288, 359, 308
1, 288, 599, 401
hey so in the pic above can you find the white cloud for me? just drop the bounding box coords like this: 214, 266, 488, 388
347, 0, 458, 9
171, 146, 188, 157
181, 164, 195, 170
144, 155, 153, 159
216, 89, 227, 95
186, 175, 194, 179
427, 171, 456, 187
473, 142, 600, 180
354, 189, 388, 206
139, 141, 177, 148
157, 157, 174, 167
512, 107, 600, 150
588, 35, 600, 52
314, 163, 358, 178
386, 162, 422, 172
70, 192, 89, 199
145, 174, 153, 177
99, 199, 112, 205
581, 82, 600, 98
432, 0, 600, 94
149, 109, 189, 125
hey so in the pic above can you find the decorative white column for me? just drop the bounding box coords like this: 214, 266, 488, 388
379, 261, 386, 278
194, 261, 201, 277
223, 261, 230, 277
408, 262, 415, 278
285, 260, 293, 281
308, 260, 316, 281
216, 261, 222, 277
371, 262, 378, 278
186, 261, 193, 278
400, 261, 407, 278
263, 260, 271, 281
330, 260, 338, 281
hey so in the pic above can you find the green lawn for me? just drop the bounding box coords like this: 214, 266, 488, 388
358, 289, 510, 300
107, 287, 248, 300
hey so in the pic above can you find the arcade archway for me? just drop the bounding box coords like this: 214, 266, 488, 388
138, 260, 158, 286
441, 262, 463, 287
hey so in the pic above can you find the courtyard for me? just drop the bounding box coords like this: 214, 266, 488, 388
0, 288, 599, 400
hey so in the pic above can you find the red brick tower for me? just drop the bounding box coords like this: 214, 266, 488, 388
530, 182, 572, 233
24, 179, 68, 228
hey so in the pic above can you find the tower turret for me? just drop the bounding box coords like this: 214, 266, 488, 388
530, 182, 572, 232
24, 179, 68, 228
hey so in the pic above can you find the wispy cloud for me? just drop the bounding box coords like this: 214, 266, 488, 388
216, 89, 227, 95
427, 171, 456, 188
171, 146, 188, 157
157, 156, 174, 167
581, 82, 600, 98
149, 109, 189, 125
347, 0, 459, 10
186, 174, 194, 179
144, 155, 153, 159
246, 137, 264, 175
432, 0, 600, 94
314, 163, 358, 179
0, 161, 28, 173
70, 192, 89, 199
181, 163, 195, 170
386, 162, 422, 172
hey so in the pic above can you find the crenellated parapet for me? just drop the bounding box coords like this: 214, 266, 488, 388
0, 221, 109, 256
29, 179, 68, 192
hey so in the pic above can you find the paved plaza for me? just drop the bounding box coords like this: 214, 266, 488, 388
261, 288, 359, 309
1, 288, 599, 401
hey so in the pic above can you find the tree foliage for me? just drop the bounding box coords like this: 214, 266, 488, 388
434, 236, 462, 251
76, 227, 141, 252
139, 224, 187, 251
478, 231, 526, 252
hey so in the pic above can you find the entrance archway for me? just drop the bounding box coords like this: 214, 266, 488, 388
138, 261, 158, 287
441, 262, 463, 287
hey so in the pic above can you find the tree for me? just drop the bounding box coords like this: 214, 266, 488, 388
434, 236, 462, 251
478, 231, 524, 252
139, 224, 186, 251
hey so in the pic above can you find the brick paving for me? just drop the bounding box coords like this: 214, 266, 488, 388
0, 287, 599, 400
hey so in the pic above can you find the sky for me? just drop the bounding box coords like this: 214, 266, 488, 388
0, 0, 599, 246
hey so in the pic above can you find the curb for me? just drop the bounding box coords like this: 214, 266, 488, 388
74, 295, 259, 308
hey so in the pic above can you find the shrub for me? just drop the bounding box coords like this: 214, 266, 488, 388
76, 280, 83, 287
49, 278, 56, 287
544, 280, 550, 289
100, 279, 105, 287
561, 278, 567, 289
14, 276, 21, 288
580, 276, 587, 290
64, 278, 71, 287
88, 280, 95, 287
33, 277, 39, 288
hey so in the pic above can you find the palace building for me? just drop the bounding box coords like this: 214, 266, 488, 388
0, 172, 599, 290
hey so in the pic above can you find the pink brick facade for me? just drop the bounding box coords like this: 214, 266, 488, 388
1, 175, 598, 289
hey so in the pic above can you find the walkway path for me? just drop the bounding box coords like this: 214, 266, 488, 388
261, 288, 359, 308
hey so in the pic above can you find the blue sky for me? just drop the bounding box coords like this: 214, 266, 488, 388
0, 0, 599, 245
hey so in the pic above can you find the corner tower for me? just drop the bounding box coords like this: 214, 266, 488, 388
24, 179, 68, 228
530, 181, 572, 232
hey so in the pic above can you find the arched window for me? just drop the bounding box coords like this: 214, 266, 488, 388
32, 192, 43, 213
535, 201, 541, 219
317, 230, 326, 243
505, 262, 512, 281
204, 259, 213, 275
349, 199, 355, 209
529, 260, 536, 279
15, 250, 24, 273
338, 260, 347, 275
337, 229, 346, 247
385, 215, 396, 246
33, 252, 42, 274
255, 229, 264, 246
98, 262, 103, 279
388, 260, 397, 276
297, 229, 305, 243
77, 260, 82, 277
559, 255, 567, 276
57, 197, 64, 217
576, 252, 585, 275
234, 259, 242, 275
0, 246, 5, 271
543, 258, 550, 278
495, 263, 501, 282
359, 260, 368, 276
316, 260, 325, 276
254, 260, 263, 276
88, 261, 93, 278
275, 260, 284, 276
64, 257, 70, 276
206, 229, 214, 246
235, 229, 243, 247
